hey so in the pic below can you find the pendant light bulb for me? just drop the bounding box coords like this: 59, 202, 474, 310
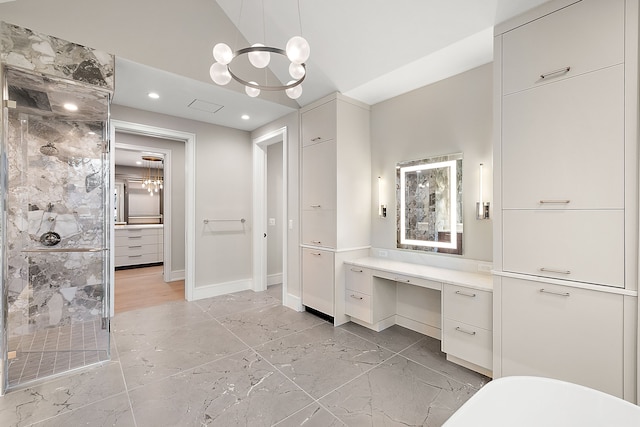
285, 81, 303, 99
212, 43, 233, 65
245, 82, 261, 97
286, 36, 310, 64
289, 63, 305, 79
210, 63, 231, 85
248, 43, 271, 68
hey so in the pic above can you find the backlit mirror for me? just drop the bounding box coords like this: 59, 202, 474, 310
396, 153, 463, 254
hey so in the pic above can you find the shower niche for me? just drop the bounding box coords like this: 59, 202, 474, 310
0, 22, 114, 393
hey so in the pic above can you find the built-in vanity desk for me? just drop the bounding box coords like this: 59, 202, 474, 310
344, 257, 493, 376
114, 224, 163, 268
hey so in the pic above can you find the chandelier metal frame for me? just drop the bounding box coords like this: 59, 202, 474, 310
227, 46, 306, 91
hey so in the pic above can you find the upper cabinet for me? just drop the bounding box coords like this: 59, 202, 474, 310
301, 100, 337, 147
501, 0, 624, 95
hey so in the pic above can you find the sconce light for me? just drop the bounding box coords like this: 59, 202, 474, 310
476, 163, 490, 220
378, 176, 387, 218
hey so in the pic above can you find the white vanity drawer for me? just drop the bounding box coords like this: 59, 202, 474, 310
442, 318, 492, 371
301, 210, 336, 248
443, 284, 492, 330
503, 210, 624, 288
345, 290, 372, 324
115, 233, 158, 247
374, 271, 441, 291
301, 100, 336, 147
502, 0, 624, 95
345, 266, 371, 295
115, 252, 158, 267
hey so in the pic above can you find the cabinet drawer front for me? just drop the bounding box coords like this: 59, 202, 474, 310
501, 277, 624, 397
346, 266, 372, 295
301, 210, 336, 248
374, 271, 440, 291
503, 210, 624, 287
443, 284, 492, 330
442, 319, 492, 371
301, 248, 335, 316
301, 100, 336, 147
502, 65, 624, 210
115, 243, 158, 257
115, 233, 158, 247
115, 228, 161, 237
115, 252, 158, 267
345, 290, 372, 324
502, 0, 624, 95
302, 140, 337, 210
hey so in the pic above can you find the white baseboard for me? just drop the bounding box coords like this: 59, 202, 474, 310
284, 293, 303, 312
167, 269, 185, 282
395, 315, 441, 340
267, 273, 283, 286
191, 279, 252, 301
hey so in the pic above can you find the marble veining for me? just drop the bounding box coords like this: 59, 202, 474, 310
1, 21, 114, 91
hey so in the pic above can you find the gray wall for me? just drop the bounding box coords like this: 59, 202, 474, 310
370, 63, 493, 262
115, 134, 186, 273
112, 105, 253, 289
267, 142, 283, 279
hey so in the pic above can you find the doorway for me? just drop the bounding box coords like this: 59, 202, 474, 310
266, 141, 284, 295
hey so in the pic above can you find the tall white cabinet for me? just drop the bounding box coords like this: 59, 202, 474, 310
493, 0, 638, 402
300, 93, 371, 324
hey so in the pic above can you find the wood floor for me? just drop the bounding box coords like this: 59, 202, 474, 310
114, 265, 184, 314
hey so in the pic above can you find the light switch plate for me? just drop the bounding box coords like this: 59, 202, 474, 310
288, 219, 293, 230
268, 218, 276, 226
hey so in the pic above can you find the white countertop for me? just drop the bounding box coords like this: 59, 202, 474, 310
115, 224, 164, 229
345, 257, 493, 292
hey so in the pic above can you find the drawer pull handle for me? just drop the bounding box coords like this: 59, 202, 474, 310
350, 268, 363, 273
127, 229, 142, 232
310, 204, 321, 208
455, 290, 476, 298
128, 255, 143, 258
539, 200, 570, 205
540, 66, 570, 80
540, 289, 570, 297
394, 277, 411, 283
311, 252, 322, 256
311, 240, 322, 244
455, 327, 476, 336
350, 294, 363, 300
539, 267, 571, 275
128, 245, 143, 249
128, 236, 143, 239
311, 136, 322, 142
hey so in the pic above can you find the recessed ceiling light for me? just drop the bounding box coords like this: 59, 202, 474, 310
136, 161, 142, 165
63, 103, 78, 111
241, 114, 250, 120
148, 92, 160, 99
87, 131, 96, 135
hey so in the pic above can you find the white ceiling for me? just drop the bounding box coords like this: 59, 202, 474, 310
112, 0, 552, 132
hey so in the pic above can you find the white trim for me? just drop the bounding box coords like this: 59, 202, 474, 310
110, 120, 196, 316
252, 127, 289, 304
168, 269, 185, 282
192, 279, 252, 300
283, 293, 303, 312
267, 273, 283, 286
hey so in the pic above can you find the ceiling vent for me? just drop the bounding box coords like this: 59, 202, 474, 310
187, 99, 223, 114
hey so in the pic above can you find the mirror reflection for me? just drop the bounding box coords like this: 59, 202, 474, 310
396, 153, 463, 255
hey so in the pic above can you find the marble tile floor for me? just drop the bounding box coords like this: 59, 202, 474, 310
0, 283, 490, 426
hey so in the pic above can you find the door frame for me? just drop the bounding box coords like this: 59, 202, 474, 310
109, 120, 196, 316
252, 127, 296, 309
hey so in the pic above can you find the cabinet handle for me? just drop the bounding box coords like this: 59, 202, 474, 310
310, 204, 321, 208
455, 290, 476, 298
311, 136, 322, 142
539, 267, 571, 275
128, 236, 143, 239
394, 277, 411, 283
128, 245, 142, 249
350, 294, 363, 300
455, 327, 476, 336
540, 288, 570, 297
540, 66, 570, 80
350, 268, 363, 273
128, 254, 142, 258
311, 252, 322, 256
538, 200, 570, 205
311, 240, 322, 244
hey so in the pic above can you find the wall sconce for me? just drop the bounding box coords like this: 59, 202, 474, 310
378, 176, 387, 218
476, 163, 490, 220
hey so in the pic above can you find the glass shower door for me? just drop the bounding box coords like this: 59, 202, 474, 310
2, 67, 111, 391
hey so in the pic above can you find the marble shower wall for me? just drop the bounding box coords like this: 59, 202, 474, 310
1, 22, 114, 339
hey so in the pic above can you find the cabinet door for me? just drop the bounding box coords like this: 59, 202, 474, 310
301, 210, 336, 248
301, 100, 337, 147
502, 65, 624, 210
345, 266, 372, 295
443, 284, 492, 330
501, 277, 624, 398
302, 140, 336, 211
301, 248, 335, 316
442, 319, 492, 370
502, 0, 624, 95
503, 210, 624, 288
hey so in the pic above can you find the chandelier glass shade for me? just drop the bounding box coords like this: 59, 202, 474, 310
209, 1, 310, 100
141, 155, 163, 197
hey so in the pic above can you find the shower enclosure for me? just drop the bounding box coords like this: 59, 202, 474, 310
1, 64, 112, 391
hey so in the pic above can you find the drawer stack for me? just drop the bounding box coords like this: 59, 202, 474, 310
344, 266, 396, 331
114, 227, 163, 267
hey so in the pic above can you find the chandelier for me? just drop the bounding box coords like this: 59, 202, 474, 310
209, 0, 310, 100
141, 155, 163, 197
